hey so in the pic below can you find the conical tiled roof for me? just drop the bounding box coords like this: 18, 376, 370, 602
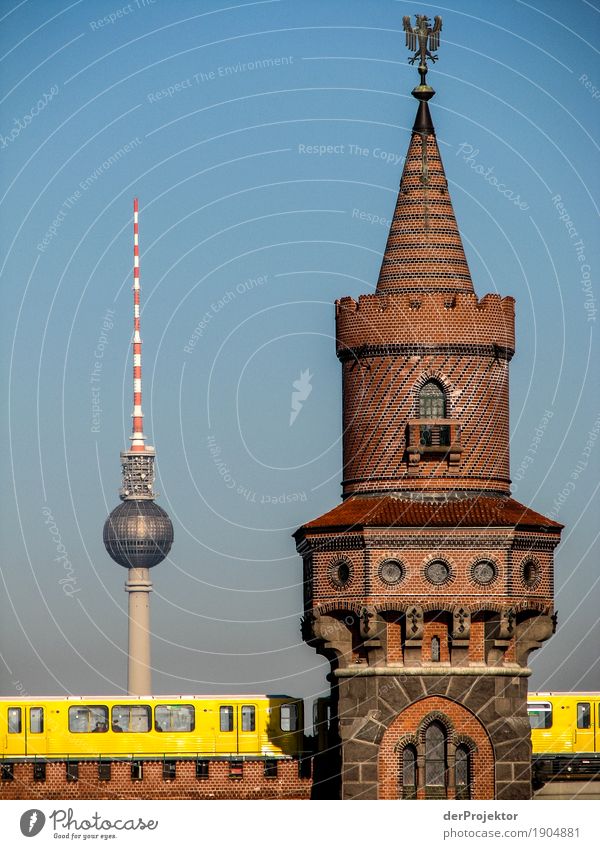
376, 101, 474, 295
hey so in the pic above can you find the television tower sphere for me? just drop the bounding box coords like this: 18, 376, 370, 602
103, 499, 173, 569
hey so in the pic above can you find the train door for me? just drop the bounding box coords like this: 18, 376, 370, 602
574, 700, 595, 753
2, 706, 25, 756
238, 704, 259, 755
196, 703, 215, 756
217, 704, 236, 755
26, 707, 46, 757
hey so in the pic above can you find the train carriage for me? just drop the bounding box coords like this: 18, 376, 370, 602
0, 695, 303, 761
528, 692, 600, 784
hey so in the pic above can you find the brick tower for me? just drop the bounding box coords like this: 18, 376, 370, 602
295, 16, 562, 800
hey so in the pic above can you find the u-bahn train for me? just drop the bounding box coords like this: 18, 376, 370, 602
2, 691, 599, 784
528, 692, 600, 784
0, 695, 304, 761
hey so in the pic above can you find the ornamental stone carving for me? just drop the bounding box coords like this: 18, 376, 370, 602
452, 605, 471, 639
405, 605, 424, 640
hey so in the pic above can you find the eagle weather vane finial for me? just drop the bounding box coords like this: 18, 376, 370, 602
403, 13, 443, 92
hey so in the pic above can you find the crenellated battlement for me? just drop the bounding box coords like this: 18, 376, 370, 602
336, 292, 515, 357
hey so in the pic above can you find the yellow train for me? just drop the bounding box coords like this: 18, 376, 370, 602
0, 695, 304, 760
528, 692, 600, 782
5, 689, 598, 781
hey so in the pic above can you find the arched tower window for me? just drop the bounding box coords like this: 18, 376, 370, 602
455, 744, 471, 800
425, 721, 447, 798
419, 380, 446, 419
431, 636, 441, 662
401, 745, 417, 799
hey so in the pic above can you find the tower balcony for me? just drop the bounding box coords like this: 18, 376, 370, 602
406, 419, 462, 467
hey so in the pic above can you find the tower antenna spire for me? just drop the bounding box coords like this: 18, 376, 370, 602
131, 197, 145, 452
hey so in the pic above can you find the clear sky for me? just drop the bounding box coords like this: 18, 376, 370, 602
0, 0, 598, 707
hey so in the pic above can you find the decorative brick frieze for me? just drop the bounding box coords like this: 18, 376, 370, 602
337, 343, 514, 362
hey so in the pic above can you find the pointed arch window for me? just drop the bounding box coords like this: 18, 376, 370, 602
419, 381, 446, 419
425, 721, 447, 798
455, 744, 471, 800
402, 745, 417, 799
397, 722, 477, 800
431, 636, 441, 662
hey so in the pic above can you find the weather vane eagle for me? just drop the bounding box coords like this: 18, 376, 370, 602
403, 14, 442, 67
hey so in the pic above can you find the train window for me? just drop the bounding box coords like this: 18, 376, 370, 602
280, 703, 298, 732
8, 707, 22, 733
527, 702, 552, 729
220, 706, 234, 732
111, 705, 150, 733
241, 705, 256, 732
68, 705, 108, 733
577, 703, 591, 729
30, 708, 44, 734
155, 704, 195, 732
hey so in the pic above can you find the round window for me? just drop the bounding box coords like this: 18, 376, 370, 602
424, 560, 452, 585
471, 560, 497, 586
328, 559, 353, 589
379, 559, 405, 586
521, 559, 541, 588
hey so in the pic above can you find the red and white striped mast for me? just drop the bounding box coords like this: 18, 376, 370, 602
131, 197, 145, 452
119, 197, 155, 499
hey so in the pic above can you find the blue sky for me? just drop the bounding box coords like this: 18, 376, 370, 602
0, 0, 598, 704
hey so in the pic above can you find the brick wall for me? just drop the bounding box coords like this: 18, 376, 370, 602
0, 759, 311, 800
339, 348, 512, 497
307, 531, 554, 610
